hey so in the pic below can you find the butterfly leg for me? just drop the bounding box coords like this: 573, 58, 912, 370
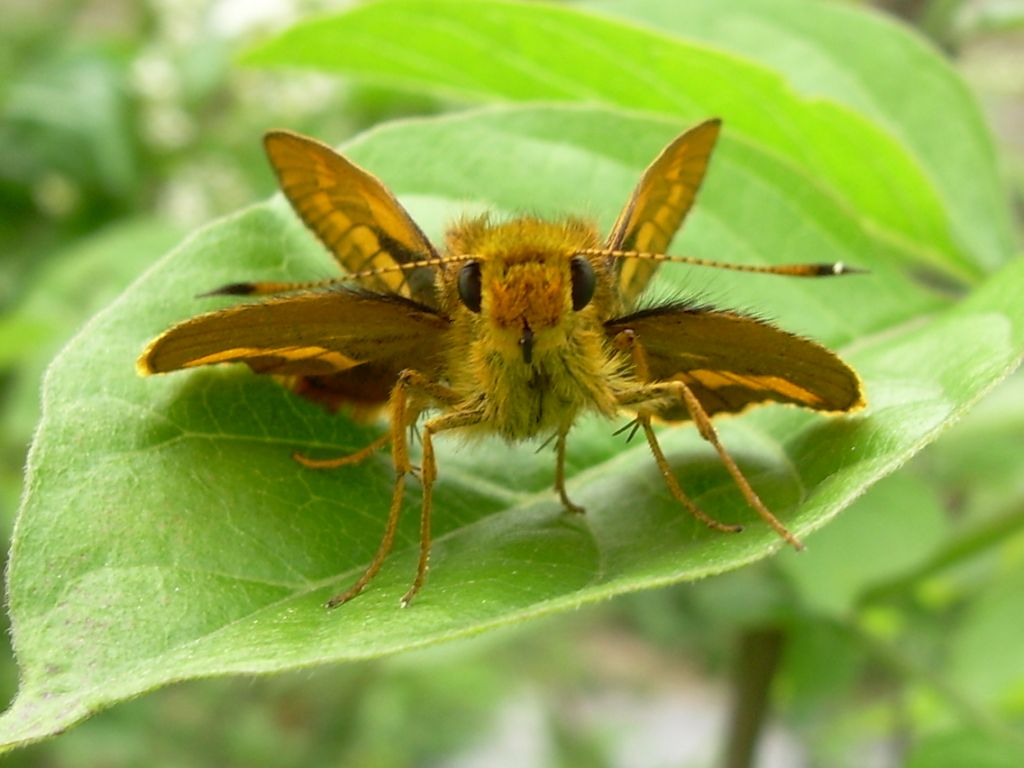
294, 432, 391, 470
326, 471, 407, 608
658, 375, 803, 550
637, 415, 745, 535
612, 329, 743, 537
326, 369, 464, 608
616, 369, 803, 548
402, 407, 483, 607
554, 427, 585, 515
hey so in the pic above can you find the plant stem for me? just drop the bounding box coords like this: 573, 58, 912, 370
722, 626, 785, 768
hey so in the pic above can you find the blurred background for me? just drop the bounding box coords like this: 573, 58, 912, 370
1, 0, 1022, 765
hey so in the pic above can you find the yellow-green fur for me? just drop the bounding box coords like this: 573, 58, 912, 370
438, 215, 628, 440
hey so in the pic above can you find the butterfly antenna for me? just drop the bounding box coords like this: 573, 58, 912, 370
343, 254, 475, 281
197, 277, 346, 297
198, 255, 476, 297
578, 248, 866, 277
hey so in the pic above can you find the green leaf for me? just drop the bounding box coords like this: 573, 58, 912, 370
779, 617, 866, 723
242, 0, 1010, 278
588, 0, 1017, 273
3, 105, 1022, 747
907, 728, 1024, 768
0, 317, 51, 369
777, 472, 949, 617
0, 52, 139, 199
924, 372, 1024, 514
1, 218, 184, 446
949, 565, 1024, 708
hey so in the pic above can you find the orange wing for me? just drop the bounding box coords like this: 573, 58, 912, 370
606, 302, 864, 420
264, 130, 440, 306
606, 120, 721, 309
139, 290, 450, 409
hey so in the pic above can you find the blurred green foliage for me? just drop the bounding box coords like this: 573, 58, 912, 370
1, 0, 1023, 766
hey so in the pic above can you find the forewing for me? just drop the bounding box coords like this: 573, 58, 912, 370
139, 290, 450, 388
607, 303, 864, 421
606, 120, 721, 308
264, 130, 439, 305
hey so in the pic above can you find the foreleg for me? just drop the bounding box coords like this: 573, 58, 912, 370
326, 370, 467, 607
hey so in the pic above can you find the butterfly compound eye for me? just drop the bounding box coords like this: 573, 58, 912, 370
570, 256, 596, 311
457, 261, 483, 313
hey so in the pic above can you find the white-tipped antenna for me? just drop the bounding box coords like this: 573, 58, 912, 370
578, 248, 865, 277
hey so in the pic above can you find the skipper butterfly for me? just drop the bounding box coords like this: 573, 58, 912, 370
139, 120, 865, 607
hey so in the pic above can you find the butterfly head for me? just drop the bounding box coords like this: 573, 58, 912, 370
446, 216, 604, 364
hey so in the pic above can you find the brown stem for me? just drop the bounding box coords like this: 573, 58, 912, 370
722, 627, 785, 768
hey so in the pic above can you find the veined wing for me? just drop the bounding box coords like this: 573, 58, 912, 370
139, 289, 450, 385
606, 120, 721, 309
606, 301, 864, 420
265, 130, 439, 306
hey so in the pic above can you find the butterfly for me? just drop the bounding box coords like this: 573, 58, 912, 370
138, 119, 865, 607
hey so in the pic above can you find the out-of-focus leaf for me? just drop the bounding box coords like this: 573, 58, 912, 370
779, 618, 865, 722
0, 52, 139, 199
906, 727, 1024, 768
0, 319, 51, 369
948, 566, 1024, 708
587, 0, 1017, 271
778, 473, 949, 617
923, 372, 1024, 513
